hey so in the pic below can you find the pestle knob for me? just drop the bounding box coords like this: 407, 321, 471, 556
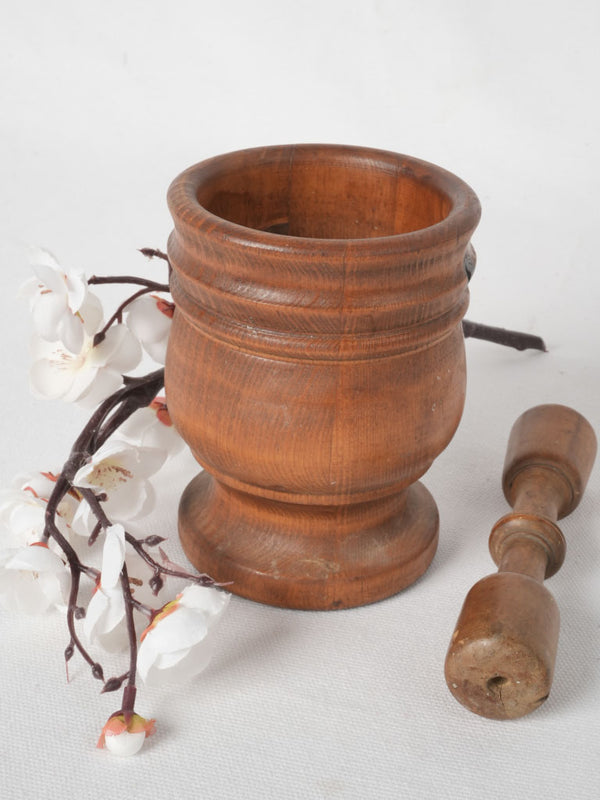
444, 404, 597, 719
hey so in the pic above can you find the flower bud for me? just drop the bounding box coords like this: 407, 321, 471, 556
97, 712, 156, 756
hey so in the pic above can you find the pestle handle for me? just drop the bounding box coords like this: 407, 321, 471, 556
444, 405, 597, 719
502, 404, 597, 519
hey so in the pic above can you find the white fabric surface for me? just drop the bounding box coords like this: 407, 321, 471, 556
1, 1, 599, 797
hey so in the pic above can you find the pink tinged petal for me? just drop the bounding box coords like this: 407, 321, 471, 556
98, 714, 155, 756
156, 298, 175, 319
101, 524, 126, 589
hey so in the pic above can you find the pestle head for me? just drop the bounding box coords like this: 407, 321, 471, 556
444, 572, 560, 719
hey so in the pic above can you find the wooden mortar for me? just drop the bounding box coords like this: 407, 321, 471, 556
165, 144, 481, 610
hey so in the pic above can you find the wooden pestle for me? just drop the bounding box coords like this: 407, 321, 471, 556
445, 404, 597, 719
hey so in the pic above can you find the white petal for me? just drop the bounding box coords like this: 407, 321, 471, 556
63, 271, 88, 313
101, 524, 126, 589
104, 481, 148, 522
29, 356, 76, 399
15, 470, 58, 499
7, 503, 46, 545
129, 447, 167, 479
0, 569, 54, 614
59, 312, 85, 354
70, 499, 96, 537
61, 364, 101, 404
73, 441, 131, 485
0, 546, 68, 613
127, 295, 172, 345
154, 637, 216, 681
179, 584, 230, 620
136, 636, 158, 682
31, 294, 66, 341
80, 292, 104, 335
104, 730, 146, 757
74, 368, 122, 408
29, 246, 60, 270
84, 588, 110, 641
142, 422, 185, 455
18, 276, 41, 302
144, 605, 209, 653
32, 261, 66, 295
92, 325, 141, 372
143, 338, 168, 365
87, 441, 167, 480
140, 633, 217, 686
7, 544, 65, 573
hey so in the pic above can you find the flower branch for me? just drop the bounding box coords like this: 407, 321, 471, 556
1, 248, 228, 757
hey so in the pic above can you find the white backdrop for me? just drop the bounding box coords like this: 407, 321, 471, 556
1, 1, 599, 798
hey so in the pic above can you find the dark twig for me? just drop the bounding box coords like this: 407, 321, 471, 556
88, 275, 169, 292
92, 286, 156, 346
138, 248, 170, 264
120, 563, 138, 693
124, 531, 222, 588
462, 319, 547, 352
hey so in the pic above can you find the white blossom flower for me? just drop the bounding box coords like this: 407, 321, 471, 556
116, 396, 184, 455
0, 542, 68, 614
29, 324, 141, 407
0, 471, 78, 548
137, 584, 229, 686
84, 524, 128, 651
126, 293, 174, 364
97, 712, 156, 756
20, 248, 103, 353
72, 440, 166, 524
